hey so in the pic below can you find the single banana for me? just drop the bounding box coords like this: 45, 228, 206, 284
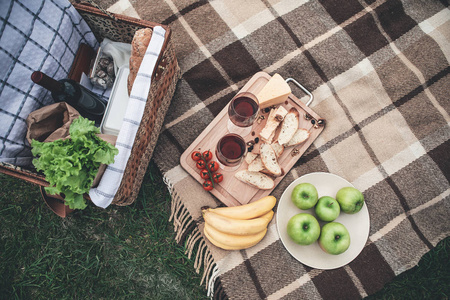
202, 209, 274, 236
206, 195, 277, 220
204, 227, 242, 250
204, 222, 267, 250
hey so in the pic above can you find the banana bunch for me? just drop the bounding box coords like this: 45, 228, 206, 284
202, 195, 277, 250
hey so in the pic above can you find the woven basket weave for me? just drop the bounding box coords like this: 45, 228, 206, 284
0, 2, 181, 211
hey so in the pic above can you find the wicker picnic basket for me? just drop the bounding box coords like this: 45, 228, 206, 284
0, 2, 181, 216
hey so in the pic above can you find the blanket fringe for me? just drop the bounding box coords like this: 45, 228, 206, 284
185, 228, 201, 259
165, 174, 220, 296
207, 265, 220, 298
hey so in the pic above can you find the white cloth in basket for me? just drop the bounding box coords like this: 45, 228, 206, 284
89, 26, 166, 208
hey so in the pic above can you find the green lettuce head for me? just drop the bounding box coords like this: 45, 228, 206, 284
32, 117, 119, 210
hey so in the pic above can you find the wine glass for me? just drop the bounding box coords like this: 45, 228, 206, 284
227, 92, 259, 136
215, 133, 247, 171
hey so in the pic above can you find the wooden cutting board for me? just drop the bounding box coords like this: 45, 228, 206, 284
180, 72, 325, 207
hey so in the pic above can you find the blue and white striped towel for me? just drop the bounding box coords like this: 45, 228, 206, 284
89, 26, 166, 208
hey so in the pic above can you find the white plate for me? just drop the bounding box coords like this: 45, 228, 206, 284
276, 172, 370, 269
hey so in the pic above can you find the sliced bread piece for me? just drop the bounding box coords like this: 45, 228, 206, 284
259, 106, 288, 143
235, 170, 274, 190
260, 143, 282, 176
285, 128, 310, 147
271, 142, 284, 157
278, 108, 299, 146
245, 152, 258, 165
248, 155, 264, 172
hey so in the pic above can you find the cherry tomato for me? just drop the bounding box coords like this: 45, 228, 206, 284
208, 161, 219, 172
212, 173, 223, 184
203, 180, 213, 191
191, 151, 202, 161
202, 150, 213, 161
200, 169, 210, 179
196, 160, 206, 169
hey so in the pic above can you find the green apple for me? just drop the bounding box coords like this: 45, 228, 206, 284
291, 183, 319, 210
319, 222, 350, 255
336, 186, 365, 214
315, 196, 340, 222
286, 213, 320, 245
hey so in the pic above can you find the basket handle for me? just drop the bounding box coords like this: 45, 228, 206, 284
72, 0, 118, 21
40, 187, 74, 218
285, 78, 314, 107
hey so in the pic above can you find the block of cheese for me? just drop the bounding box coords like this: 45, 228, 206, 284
256, 73, 291, 109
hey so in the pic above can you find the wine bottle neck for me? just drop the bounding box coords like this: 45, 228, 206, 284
31, 71, 64, 93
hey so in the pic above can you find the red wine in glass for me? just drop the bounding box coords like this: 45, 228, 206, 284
227, 92, 259, 136
215, 134, 246, 170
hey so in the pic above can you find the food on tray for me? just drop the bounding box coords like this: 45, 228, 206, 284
202, 197, 276, 250
235, 170, 274, 190
260, 106, 288, 143
244, 152, 258, 165
291, 182, 319, 210
336, 186, 365, 214
208, 161, 219, 172
191, 151, 203, 161
212, 173, 224, 184
248, 155, 265, 172
256, 73, 291, 109
203, 180, 214, 191
246, 141, 283, 174
287, 213, 321, 245
128, 28, 153, 94
239, 107, 310, 189
191, 150, 223, 191
219, 91, 312, 190
271, 141, 284, 157
260, 143, 282, 176
278, 108, 300, 146
202, 150, 213, 161
319, 222, 350, 255
285, 128, 310, 147
181, 72, 325, 208
196, 160, 207, 169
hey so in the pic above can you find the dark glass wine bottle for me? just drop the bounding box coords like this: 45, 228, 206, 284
31, 71, 107, 124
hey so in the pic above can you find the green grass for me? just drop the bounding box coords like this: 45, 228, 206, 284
0, 162, 448, 299
0, 162, 208, 300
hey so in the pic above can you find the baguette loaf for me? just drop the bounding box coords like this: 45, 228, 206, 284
278, 108, 299, 146
128, 28, 153, 94
285, 128, 310, 147
260, 143, 282, 176
235, 170, 274, 190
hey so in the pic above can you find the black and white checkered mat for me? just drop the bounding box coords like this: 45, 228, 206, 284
0, 0, 98, 166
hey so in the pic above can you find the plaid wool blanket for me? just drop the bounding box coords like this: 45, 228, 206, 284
103, 0, 449, 299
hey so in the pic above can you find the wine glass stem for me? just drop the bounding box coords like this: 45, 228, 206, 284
227, 119, 252, 136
